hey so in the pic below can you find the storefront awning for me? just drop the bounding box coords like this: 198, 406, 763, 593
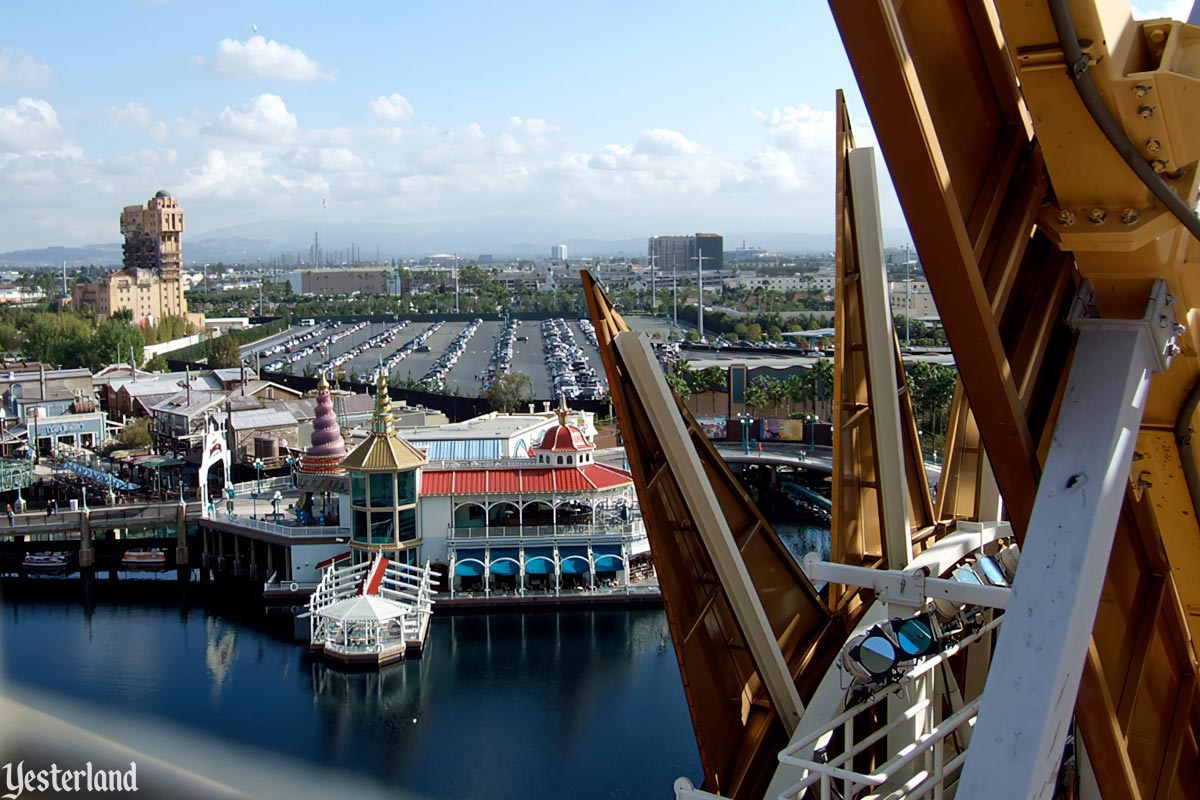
455, 561, 484, 577
561, 558, 590, 575
489, 560, 518, 576
594, 555, 623, 572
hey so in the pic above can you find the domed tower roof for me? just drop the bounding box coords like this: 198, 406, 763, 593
299, 373, 347, 475
533, 396, 594, 465
341, 370, 427, 473
154, 189, 171, 199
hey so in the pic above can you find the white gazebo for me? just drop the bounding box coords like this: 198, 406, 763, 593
308, 554, 437, 667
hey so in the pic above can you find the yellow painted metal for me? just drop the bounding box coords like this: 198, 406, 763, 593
583, 272, 846, 799
831, 1, 1200, 795
830, 91, 935, 613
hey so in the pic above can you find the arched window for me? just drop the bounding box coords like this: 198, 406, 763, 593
567, 455, 573, 464
557, 456, 563, 465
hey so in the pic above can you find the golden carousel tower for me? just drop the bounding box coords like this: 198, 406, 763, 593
340, 370, 428, 565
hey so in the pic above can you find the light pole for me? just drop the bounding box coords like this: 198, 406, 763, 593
672, 260, 678, 331
691, 251, 712, 341
905, 243, 912, 348
647, 254, 657, 311
739, 412, 753, 454
253, 457, 263, 519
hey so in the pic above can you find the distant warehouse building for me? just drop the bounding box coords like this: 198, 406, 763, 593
295, 268, 390, 296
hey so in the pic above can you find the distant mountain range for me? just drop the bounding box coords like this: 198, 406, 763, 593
0, 221, 910, 267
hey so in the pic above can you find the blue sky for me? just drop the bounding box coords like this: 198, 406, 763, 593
0, 0, 1187, 251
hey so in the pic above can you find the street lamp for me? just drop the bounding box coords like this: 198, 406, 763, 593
253, 457, 263, 519
739, 412, 753, 454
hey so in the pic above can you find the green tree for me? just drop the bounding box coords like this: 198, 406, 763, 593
744, 378, 770, 416
488, 371, 533, 412
808, 359, 834, 416
207, 334, 242, 368
145, 353, 169, 372
119, 418, 151, 449
94, 318, 145, 370
24, 313, 93, 368
664, 372, 691, 404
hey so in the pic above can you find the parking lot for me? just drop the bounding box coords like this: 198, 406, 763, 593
247, 318, 612, 401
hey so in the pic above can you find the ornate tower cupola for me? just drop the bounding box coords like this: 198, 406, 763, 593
340, 370, 429, 565
532, 395, 595, 468
299, 373, 347, 475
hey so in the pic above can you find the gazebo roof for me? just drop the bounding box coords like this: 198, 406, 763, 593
317, 595, 410, 623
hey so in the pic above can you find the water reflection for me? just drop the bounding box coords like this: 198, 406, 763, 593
4, 602, 700, 799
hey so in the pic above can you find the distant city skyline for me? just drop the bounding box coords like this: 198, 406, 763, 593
0, 0, 1184, 250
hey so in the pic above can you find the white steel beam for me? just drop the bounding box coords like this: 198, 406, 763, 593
849, 147, 913, 567
614, 329, 804, 731
958, 286, 1172, 798
804, 556, 1011, 610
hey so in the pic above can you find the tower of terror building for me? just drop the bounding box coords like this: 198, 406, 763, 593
73, 191, 203, 328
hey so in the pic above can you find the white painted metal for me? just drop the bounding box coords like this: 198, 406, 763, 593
614, 329, 804, 730
766, 522, 1009, 799
805, 556, 1010, 610
773, 616, 1004, 800
958, 295, 1169, 797
848, 147, 913, 567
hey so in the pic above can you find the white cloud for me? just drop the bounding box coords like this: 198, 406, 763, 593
0, 49, 53, 86
289, 146, 366, 172
206, 94, 298, 142
0, 98, 81, 158
755, 104, 834, 152
370, 93, 414, 120
208, 35, 329, 81
632, 128, 703, 156
740, 147, 809, 192
110, 102, 169, 142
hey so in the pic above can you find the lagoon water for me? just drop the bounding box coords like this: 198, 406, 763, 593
2, 599, 700, 799
0, 524, 829, 798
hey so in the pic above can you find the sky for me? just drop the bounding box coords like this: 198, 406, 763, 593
0, 0, 1190, 252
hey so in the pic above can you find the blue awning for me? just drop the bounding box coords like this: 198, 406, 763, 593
594, 555, 623, 572
490, 559, 518, 576
561, 558, 590, 574
456, 561, 484, 577
525, 548, 554, 575
593, 544, 621, 557
525, 559, 554, 575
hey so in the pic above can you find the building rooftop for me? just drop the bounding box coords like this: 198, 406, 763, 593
228, 407, 297, 430
394, 412, 556, 442
422, 463, 632, 496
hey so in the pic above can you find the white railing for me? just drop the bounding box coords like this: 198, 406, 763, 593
220, 515, 341, 539
773, 616, 1003, 800
448, 520, 645, 542
229, 475, 294, 495
309, 555, 439, 647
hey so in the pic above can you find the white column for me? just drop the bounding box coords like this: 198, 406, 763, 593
958, 320, 1161, 798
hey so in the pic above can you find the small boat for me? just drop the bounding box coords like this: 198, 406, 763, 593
122, 548, 166, 570
23, 552, 71, 575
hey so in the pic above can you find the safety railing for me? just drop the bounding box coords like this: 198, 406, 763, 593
448, 520, 645, 543
773, 615, 1003, 800
229, 475, 294, 495
217, 514, 342, 539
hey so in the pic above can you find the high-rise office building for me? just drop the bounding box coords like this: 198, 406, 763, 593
648, 233, 724, 272
693, 233, 724, 272
551, 244, 568, 262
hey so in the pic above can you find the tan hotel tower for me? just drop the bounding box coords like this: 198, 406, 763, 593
73, 191, 202, 327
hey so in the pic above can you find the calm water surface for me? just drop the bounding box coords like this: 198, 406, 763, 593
1, 599, 701, 799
